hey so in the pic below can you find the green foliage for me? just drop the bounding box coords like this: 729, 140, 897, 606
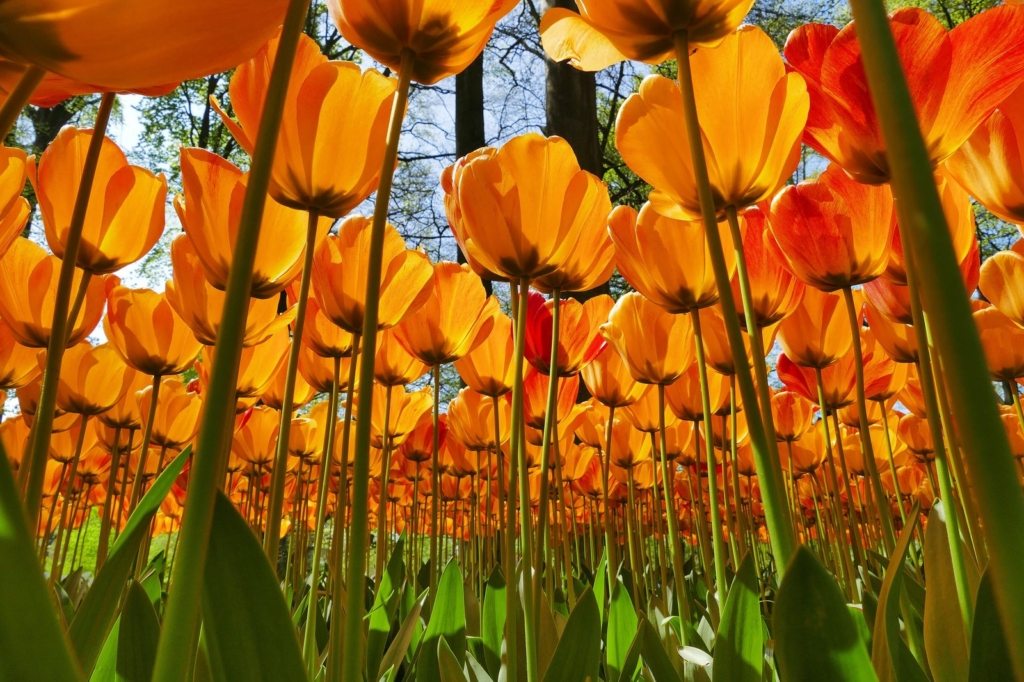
713, 554, 764, 682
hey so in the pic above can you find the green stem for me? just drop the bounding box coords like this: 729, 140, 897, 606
532, 290, 560, 631
340, 50, 413, 682
673, 33, 796, 570
847, 0, 1024, 673
21, 91, 114, 525
375, 385, 395, 581
429, 364, 442, 597
95, 425, 121, 569
151, 2, 310, 678
264, 209, 320, 560
129, 374, 163, 515
658, 385, 692, 639
0, 65, 44, 140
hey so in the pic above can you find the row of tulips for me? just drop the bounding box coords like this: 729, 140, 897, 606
2, 0, 1024, 680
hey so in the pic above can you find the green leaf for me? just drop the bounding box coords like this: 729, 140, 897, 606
70, 447, 189, 675
967, 569, 1015, 682
118, 581, 161, 682
607, 576, 640, 682
367, 536, 406, 680
923, 502, 974, 682
0, 441, 81, 682
481, 567, 506, 679
638, 617, 681, 682
872, 510, 927, 682
438, 637, 468, 682
379, 594, 424, 682
593, 549, 607, 624
542, 587, 601, 682
774, 547, 877, 682
201, 491, 305, 682
713, 554, 763, 682
418, 561, 467, 682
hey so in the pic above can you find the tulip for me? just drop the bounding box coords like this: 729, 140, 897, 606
29, 127, 166, 275
580, 343, 645, 409
771, 391, 816, 443
608, 203, 734, 314
0, 237, 106, 348
979, 241, 1024, 328
166, 236, 292, 347
540, 0, 755, 71
300, 296, 356, 360
778, 288, 853, 369
207, 330, 290, 400
524, 292, 608, 377
454, 308, 515, 398
137, 381, 202, 452
0, 145, 28, 258
776, 352, 856, 411
600, 293, 694, 386
327, 0, 517, 85
374, 329, 428, 388
946, 85, 1024, 226
310, 216, 433, 334
615, 27, 807, 220
0, 320, 39, 391
104, 285, 201, 378
784, 5, 1024, 184
975, 306, 1024, 382
441, 148, 504, 284
53, 343, 134, 417
261, 351, 318, 411
0, 0, 290, 91
665, 364, 731, 423
218, 34, 397, 218
864, 301, 918, 363
447, 388, 510, 453
232, 406, 281, 474
175, 148, 327, 299
732, 207, 804, 328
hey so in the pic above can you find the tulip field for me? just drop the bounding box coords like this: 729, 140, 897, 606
4, 0, 1024, 680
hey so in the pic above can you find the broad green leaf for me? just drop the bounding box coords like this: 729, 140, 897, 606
464, 578, 481, 638
201, 491, 305, 682
923, 502, 973, 682
713, 554, 763, 682
638, 618, 681, 682
0, 442, 81, 682
593, 549, 607, 624
379, 594, 424, 682
872, 510, 927, 682
91, 581, 160, 682
535, 583, 559, 679
418, 561, 467, 682
542, 587, 600, 682
775, 547, 877, 682
967, 569, 1014, 682
481, 567, 506, 679
464, 651, 493, 682
438, 637, 468, 682
607, 577, 639, 682
70, 447, 189, 675
367, 536, 406, 680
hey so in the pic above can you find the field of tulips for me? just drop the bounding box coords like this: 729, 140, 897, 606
3, 0, 1024, 680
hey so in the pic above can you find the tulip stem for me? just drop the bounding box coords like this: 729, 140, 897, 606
848, 0, 1024, 672
429, 364, 442, 597
129, 374, 163, 515
95, 425, 122, 569
49, 415, 89, 584
601, 405, 619, 590
151, 0, 310, 677
340, 48, 413, 682
689, 309, 728, 609
21, 91, 114, 526
533, 290, 560, 630
673, 33, 796, 571
303, 355, 341, 676
375, 385, 395, 584
658, 384, 692, 639
64, 271, 93, 346
0, 65, 44, 141
264, 208, 320, 561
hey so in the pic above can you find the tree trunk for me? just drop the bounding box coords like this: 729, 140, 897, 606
454, 52, 493, 295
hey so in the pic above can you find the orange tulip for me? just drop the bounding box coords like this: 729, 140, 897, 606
731, 206, 804, 328
447, 388, 510, 452
298, 345, 358, 395
104, 285, 201, 377
897, 414, 934, 461
441, 148, 504, 284
769, 165, 895, 290
29, 127, 166, 274
695, 304, 759, 377
358, 384, 432, 449
54, 343, 135, 416
393, 262, 496, 366
310, 215, 433, 334
138, 380, 202, 451
0, 0, 289, 91
864, 300, 917, 363
975, 305, 1024, 381
97, 371, 150, 431
863, 277, 914, 326
176, 148, 328, 299
523, 368, 580, 432
232, 406, 281, 471
666, 364, 731, 422
606, 418, 652, 470
540, 0, 754, 71
946, 85, 1024, 226
776, 351, 855, 410
0, 415, 30, 469
205, 330, 290, 399
979, 241, 1024, 328
327, 0, 517, 85
453, 133, 609, 282
261, 351, 318, 410
0, 320, 38, 390
0, 146, 29, 259
580, 342, 645, 409
0, 237, 106, 348
17, 377, 77, 432
288, 416, 321, 463
615, 27, 806, 220
165, 236, 292, 347
600, 292, 694, 385
299, 295, 356, 359
777, 287, 853, 369
454, 308, 514, 398
217, 33, 397, 218
374, 329, 428, 387
771, 390, 815, 442
622, 384, 679, 433
784, 5, 1024, 184
524, 292, 609, 377
608, 202, 734, 314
